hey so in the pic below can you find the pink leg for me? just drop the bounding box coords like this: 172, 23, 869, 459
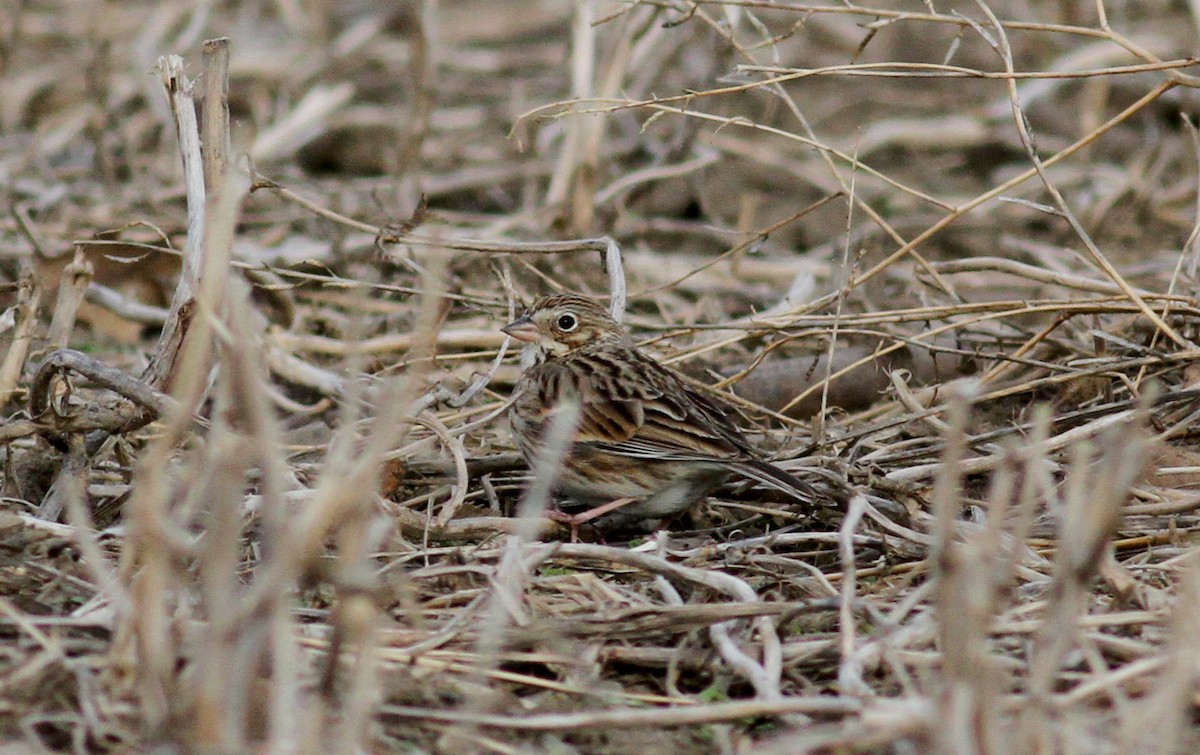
547, 497, 638, 541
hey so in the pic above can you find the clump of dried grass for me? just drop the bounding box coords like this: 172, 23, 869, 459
3, 1, 1200, 752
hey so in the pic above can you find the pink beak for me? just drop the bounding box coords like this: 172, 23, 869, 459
501, 314, 539, 343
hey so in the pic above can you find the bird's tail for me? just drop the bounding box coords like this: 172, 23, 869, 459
731, 458, 819, 505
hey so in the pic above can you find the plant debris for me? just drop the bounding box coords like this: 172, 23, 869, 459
3, 1, 1200, 752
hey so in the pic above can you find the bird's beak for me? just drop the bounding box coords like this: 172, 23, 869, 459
501, 314, 539, 343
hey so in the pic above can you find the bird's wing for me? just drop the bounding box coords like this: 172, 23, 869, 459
560, 347, 748, 461
531, 350, 814, 503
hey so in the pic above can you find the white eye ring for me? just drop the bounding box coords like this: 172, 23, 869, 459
556, 313, 578, 332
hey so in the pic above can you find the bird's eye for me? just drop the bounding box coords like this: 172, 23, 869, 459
556, 313, 578, 332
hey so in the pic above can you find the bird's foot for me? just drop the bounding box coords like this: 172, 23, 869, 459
547, 497, 638, 542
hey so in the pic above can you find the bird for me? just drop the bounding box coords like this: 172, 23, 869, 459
501, 292, 817, 531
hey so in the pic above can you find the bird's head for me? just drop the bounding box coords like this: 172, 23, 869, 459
502, 293, 626, 359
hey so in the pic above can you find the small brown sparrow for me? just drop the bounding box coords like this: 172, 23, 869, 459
502, 293, 815, 529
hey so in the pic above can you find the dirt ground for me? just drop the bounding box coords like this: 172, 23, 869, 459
4, 1, 1200, 752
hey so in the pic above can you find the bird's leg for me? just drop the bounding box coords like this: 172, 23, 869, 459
547, 497, 638, 541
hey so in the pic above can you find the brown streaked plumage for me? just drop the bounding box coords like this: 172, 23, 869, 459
503, 293, 815, 526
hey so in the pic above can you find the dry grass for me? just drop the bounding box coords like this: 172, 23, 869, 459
3, 1, 1200, 752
